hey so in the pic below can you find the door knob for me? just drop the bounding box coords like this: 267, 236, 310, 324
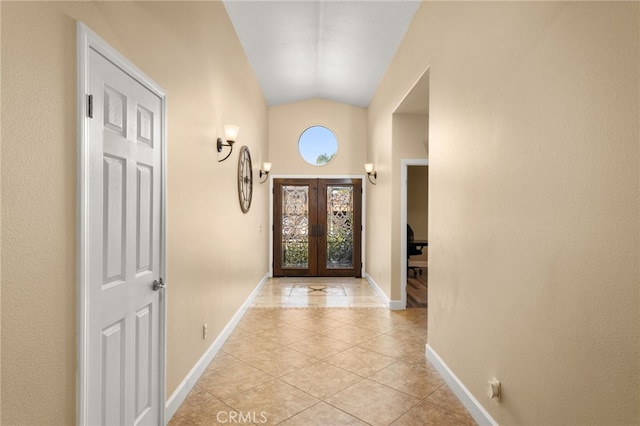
152, 278, 165, 291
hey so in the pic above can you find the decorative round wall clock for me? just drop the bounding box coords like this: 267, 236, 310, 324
237, 145, 253, 213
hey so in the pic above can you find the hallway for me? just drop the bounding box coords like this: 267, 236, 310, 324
169, 278, 475, 425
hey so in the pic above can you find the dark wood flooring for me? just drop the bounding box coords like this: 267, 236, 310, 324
407, 266, 427, 308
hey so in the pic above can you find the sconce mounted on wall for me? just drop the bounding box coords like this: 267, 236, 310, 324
259, 162, 272, 184
365, 163, 377, 185
217, 124, 240, 162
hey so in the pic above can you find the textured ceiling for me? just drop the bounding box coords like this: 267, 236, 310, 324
223, 1, 421, 107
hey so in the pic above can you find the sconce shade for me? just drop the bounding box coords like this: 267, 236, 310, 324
364, 163, 377, 185
217, 124, 239, 162
259, 162, 272, 184
224, 124, 240, 142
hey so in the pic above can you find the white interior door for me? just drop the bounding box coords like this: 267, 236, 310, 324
78, 24, 166, 425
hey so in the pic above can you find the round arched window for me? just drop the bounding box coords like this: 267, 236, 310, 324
298, 125, 338, 166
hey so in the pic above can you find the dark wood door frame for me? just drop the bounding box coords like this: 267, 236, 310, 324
317, 178, 362, 277
273, 178, 319, 277
273, 178, 362, 277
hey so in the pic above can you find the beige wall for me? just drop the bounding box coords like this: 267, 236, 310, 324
371, 1, 639, 424
268, 98, 367, 176
1, 2, 269, 424
365, 102, 393, 294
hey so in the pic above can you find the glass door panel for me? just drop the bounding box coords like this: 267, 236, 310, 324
326, 185, 353, 269
281, 185, 309, 268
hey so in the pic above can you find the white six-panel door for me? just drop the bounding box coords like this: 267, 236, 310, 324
78, 23, 166, 426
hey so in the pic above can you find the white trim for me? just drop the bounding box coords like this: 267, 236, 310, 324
268, 175, 274, 277
159, 56, 169, 426
400, 159, 428, 310
165, 274, 270, 421
270, 174, 366, 180
269, 174, 367, 278
364, 273, 389, 306
77, 23, 89, 422
389, 300, 405, 310
77, 22, 168, 426
361, 178, 367, 278
364, 273, 403, 310
426, 344, 498, 426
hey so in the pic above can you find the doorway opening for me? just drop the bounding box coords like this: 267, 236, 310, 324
403, 163, 428, 308
394, 67, 429, 309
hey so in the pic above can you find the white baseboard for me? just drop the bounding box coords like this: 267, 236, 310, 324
388, 300, 404, 310
165, 273, 270, 421
426, 344, 498, 426
364, 273, 403, 310
364, 273, 389, 305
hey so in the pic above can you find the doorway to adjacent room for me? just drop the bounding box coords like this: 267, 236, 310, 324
405, 164, 429, 308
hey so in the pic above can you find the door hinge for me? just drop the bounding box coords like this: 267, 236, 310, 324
87, 94, 93, 118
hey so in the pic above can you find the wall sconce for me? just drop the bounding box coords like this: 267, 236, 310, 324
217, 124, 239, 162
365, 163, 377, 185
259, 162, 272, 184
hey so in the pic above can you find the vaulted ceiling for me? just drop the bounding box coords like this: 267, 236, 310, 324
223, 1, 421, 108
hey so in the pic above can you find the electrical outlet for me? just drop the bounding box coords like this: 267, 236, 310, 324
487, 377, 501, 401
203, 324, 207, 340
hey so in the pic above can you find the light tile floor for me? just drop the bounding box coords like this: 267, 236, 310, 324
169, 277, 477, 425
251, 277, 388, 308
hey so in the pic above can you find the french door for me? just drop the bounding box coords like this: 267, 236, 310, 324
274, 178, 362, 277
